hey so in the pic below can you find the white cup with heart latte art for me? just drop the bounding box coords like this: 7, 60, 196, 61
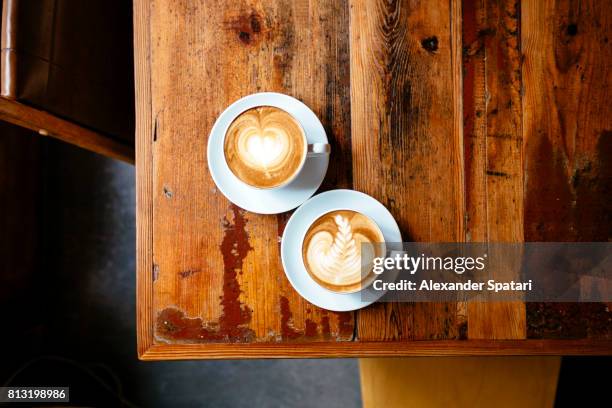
301, 209, 387, 294
223, 106, 330, 189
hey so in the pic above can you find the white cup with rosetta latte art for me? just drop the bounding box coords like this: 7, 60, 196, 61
223, 106, 330, 190
301, 209, 387, 294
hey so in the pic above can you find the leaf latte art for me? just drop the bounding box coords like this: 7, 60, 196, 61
302, 210, 386, 293
224, 106, 306, 189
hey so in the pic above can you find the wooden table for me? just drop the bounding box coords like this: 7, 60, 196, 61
135, 0, 612, 359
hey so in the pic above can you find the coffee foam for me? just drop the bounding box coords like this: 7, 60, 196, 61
302, 210, 385, 293
224, 106, 306, 189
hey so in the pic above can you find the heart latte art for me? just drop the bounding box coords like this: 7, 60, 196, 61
302, 210, 386, 293
224, 106, 306, 189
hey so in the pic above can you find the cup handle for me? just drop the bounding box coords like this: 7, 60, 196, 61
306, 143, 331, 157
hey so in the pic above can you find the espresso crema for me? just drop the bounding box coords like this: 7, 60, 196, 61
302, 210, 385, 293
224, 106, 306, 189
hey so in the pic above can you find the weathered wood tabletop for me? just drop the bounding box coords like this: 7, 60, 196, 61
135, 0, 612, 359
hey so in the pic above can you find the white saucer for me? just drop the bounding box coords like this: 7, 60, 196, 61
281, 190, 403, 311
207, 92, 329, 214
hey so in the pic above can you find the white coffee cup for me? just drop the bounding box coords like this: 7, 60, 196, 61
222, 105, 330, 190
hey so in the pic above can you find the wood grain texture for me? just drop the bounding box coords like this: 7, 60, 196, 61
0, 97, 134, 163
135, 0, 612, 358
522, 0, 612, 339
463, 0, 526, 340
350, 0, 464, 340
148, 0, 353, 345
139, 339, 612, 359
360, 357, 560, 408
134, 0, 154, 357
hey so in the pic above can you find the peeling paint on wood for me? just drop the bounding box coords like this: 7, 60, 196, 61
219, 204, 255, 341
279, 296, 301, 340
157, 307, 223, 342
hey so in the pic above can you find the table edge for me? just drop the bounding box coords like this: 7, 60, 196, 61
138, 340, 612, 360
134, 0, 155, 357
